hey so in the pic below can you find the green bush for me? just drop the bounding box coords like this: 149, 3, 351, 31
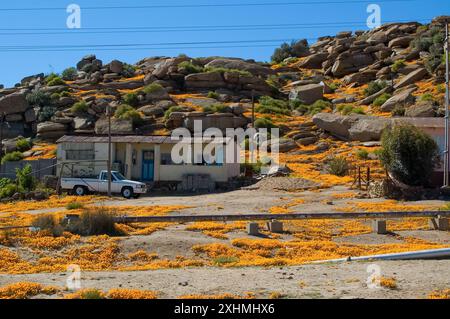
336, 104, 365, 115
202, 103, 230, 114
391, 105, 405, 117
123, 92, 139, 106
213, 256, 239, 266
379, 124, 440, 186
0, 184, 18, 199
178, 61, 204, 74
142, 83, 164, 94
207, 91, 219, 99
66, 202, 85, 210
205, 66, 251, 77
256, 96, 290, 115
164, 106, 184, 119
1, 151, 24, 164
115, 104, 143, 126
45, 74, 65, 86
326, 156, 349, 177
122, 63, 136, 78
254, 118, 277, 129
38, 105, 57, 122
420, 93, 434, 102
356, 149, 369, 160
373, 93, 392, 107
16, 164, 35, 192
364, 81, 387, 97
391, 59, 406, 73
26, 90, 52, 106
271, 39, 309, 63
294, 100, 332, 116
71, 101, 88, 114
16, 138, 32, 152
0, 178, 12, 189
61, 67, 77, 81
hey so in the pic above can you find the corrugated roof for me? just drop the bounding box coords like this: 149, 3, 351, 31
56, 135, 232, 144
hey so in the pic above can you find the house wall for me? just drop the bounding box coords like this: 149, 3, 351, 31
57, 140, 240, 182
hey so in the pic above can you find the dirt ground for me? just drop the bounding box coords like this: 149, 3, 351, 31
1, 260, 449, 299
2, 184, 450, 299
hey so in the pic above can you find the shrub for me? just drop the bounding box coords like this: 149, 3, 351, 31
0, 184, 18, 199
271, 39, 309, 63
207, 91, 219, 99
16, 138, 32, 152
256, 96, 290, 115
373, 93, 392, 107
213, 256, 239, 266
115, 104, 143, 126
205, 66, 251, 77
68, 208, 121, 236
379, 124, 440, 186
294, 100, 332, 115
26, 90, 51, 106
70, 101, 88, 114
31, 214, 63, 237
0, 178, 12, 189
1, 151, 24, 164
61, 67, 77, 81
356, 149, 369, 160
364, 81, 387, 97
178, 61, 204, 74
16, 164, 35, 192
66, 202, 84, 210
123, 92, 139, 107
45, 74, 65, 86
391, 105, 405, 117
38, 106, 57, 122
164, 106, 184, 119
202, 104, 229, 114
326, 156, 349, 177
337, 104, 365, 115
420, 93, 434, 102
122, 63, 136, 78
254, 118, 277, 129
142, 83, 164, 94
391, 59, 406, 73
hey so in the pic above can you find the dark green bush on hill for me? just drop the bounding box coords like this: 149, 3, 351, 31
379, 124, 440, 187
61, 67, 77, 81
271, 39, 309, 63
256, 96, 290, 115
364, 81, 387, 97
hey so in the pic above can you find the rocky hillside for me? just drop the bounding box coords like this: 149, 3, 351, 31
0, 16, 448, 163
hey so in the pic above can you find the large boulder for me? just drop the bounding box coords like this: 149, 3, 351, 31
137, 105, 165, 117
100, 80, 144, 90
152, 57, 188, 79
405, 101, 437, 117
36, 122, 68, 140
205, 58, 274, 77
348, 118, 391, 142
380, 87, 416, 112
342, 70, 377, 86
331, 53, 374, 77
185, 72, 226, 89
388, 35, 414, 48
294, 84, 323, 105
95, 117, 134, 135
109, 60, 124, 74
297, 53, 329, 69
312, 113, 359, 139
0, 90, 29, 115
394, 67, 428, 89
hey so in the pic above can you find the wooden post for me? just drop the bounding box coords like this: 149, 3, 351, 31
366, 166, 371, 190
358, 167, 362, 189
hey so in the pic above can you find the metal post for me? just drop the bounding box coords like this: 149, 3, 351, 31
444, 21, 449, 188
107, 106, 112, 197
0, 113, 4, 157
251, 90, 256, 164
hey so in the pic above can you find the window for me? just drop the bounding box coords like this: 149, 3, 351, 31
161, 153, 175, 165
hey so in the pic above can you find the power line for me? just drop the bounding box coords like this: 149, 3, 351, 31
0, 0, 415, 12
0, 19, 432, 36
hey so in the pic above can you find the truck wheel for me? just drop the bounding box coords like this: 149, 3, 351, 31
121, 187, 133, 199
73, 185, 87, 196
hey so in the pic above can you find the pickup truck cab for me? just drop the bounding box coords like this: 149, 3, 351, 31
61, 170, 147, 199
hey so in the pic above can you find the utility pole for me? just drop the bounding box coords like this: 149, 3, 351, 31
251, 90, 256, 164
444, 20, 449, 188
0, 113, 5, 158
106, 106, 112, 197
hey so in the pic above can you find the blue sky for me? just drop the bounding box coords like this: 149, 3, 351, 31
0, 0, 448, 87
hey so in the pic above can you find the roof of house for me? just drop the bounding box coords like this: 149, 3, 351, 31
56, 135, 233, 144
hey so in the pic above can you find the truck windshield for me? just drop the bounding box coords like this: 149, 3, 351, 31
112, 172, 126, 181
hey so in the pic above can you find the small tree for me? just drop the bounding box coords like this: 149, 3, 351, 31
16, 164, 36, 192
379, 124, 440, 186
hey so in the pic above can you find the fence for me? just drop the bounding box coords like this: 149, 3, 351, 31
0, 159, 57, 180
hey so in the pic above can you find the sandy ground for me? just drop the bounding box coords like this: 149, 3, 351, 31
1, 260, 449, 299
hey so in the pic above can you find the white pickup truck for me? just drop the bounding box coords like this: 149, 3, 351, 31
60, 170, 148, 199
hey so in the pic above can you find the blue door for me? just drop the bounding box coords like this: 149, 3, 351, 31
142, 151, 154, 181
